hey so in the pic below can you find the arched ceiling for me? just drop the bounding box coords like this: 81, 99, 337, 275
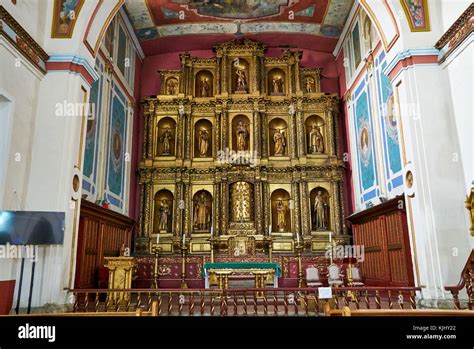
123, 0, 354, 55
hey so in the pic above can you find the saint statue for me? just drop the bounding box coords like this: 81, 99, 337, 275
193, 193, 208, 231
273, 129, 286, 156
314, 191, 327, 230
158, 200, 171, 232
305, 77, 315, 93
200, 77, 209, 97
272, 77, 283, 94
198, 129, 209, 157
276, 199, 288, 232
167, 79, 177, 95
236, 68, 247, 92
308, 125, 324, 154
236, 120, 249, 151
160, 127, 172, 155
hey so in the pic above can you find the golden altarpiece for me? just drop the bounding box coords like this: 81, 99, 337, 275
136, 39, 349, 261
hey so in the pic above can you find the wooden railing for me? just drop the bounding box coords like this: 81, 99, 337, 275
68, 286, 421, 316
445, 250, 474, 310
325, 306, 474, 317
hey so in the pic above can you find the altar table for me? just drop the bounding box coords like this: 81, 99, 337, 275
203, 263, 281, 289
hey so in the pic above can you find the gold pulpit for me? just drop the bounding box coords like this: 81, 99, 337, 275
104, 256, 136, 303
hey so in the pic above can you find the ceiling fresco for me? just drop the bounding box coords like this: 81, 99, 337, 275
123, 0, 354, 54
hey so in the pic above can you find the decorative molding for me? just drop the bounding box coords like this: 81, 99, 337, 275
0, 6, 49, 74
46, 54, 99, 85
383, 48, 439, 80
435, 4, 474, 64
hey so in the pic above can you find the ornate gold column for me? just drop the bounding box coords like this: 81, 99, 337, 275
137, 182, 146, 237
213, 179, 221, 234
142, 108, 150, 160
261, 111, 268, 159
255, 177, 263, 235
252, 53, 258, 94
296, 101, 305, 158
214, 111, 221, 157
259, 55, 266, 94
143, 181, 153, 237
294, 52, 302, 93
253, 109, 261, 157
184, 109, 191, 160
291, 177, 301, 234
147, 102, 155, 159
290, 109, 298, 159
183, 181, 191, 236
262, 179, 270, 235
222, 107, 229, 151
174, 180, 184, 237
176, 113, 184, 159
337, 180, 345, 235
331, 179, 340, 235
300, 178, 310, 236
216, 56, 222, 95
220, 177, 228, 235
221, 51, 227, 94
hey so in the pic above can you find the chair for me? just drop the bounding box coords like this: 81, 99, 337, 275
347, 266, 365, 286
305, 267, 323, 287
327, 264, 344, 287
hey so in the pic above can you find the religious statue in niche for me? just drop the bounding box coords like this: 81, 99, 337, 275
198, 129, 210, 157
271, 76, 284, 95
199, 77, 210, 97
235, 120, 249, 151
305, 77, 315, 93
273, 129, 286, 156
235, 68, 248, 93
167, 79, 177, 95
276, 199, 288, 232
313, 191, 328, 230
160, 127, 173, 155
193, 192, 210, 231
157, 200, 171, 232
308, 125, 324, 154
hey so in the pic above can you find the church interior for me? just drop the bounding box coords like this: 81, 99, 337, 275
0, 0, 473, 324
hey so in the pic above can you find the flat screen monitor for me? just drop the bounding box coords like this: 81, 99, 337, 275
0, 211, 65, 245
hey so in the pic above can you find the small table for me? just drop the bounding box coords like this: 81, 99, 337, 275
203, 262, 281, 289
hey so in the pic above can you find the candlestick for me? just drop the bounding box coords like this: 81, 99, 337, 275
210, 225, 213, 237
268, 225, 271, 235
296, 233, 300, 244
182, 233, 186, 245
156, 233, 160, 244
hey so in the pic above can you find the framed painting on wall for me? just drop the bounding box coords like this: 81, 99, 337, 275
400, 0, 431, 32
51, 0, 85, 38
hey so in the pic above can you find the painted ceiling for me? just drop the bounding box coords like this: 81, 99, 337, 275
123, 0, 354, 55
